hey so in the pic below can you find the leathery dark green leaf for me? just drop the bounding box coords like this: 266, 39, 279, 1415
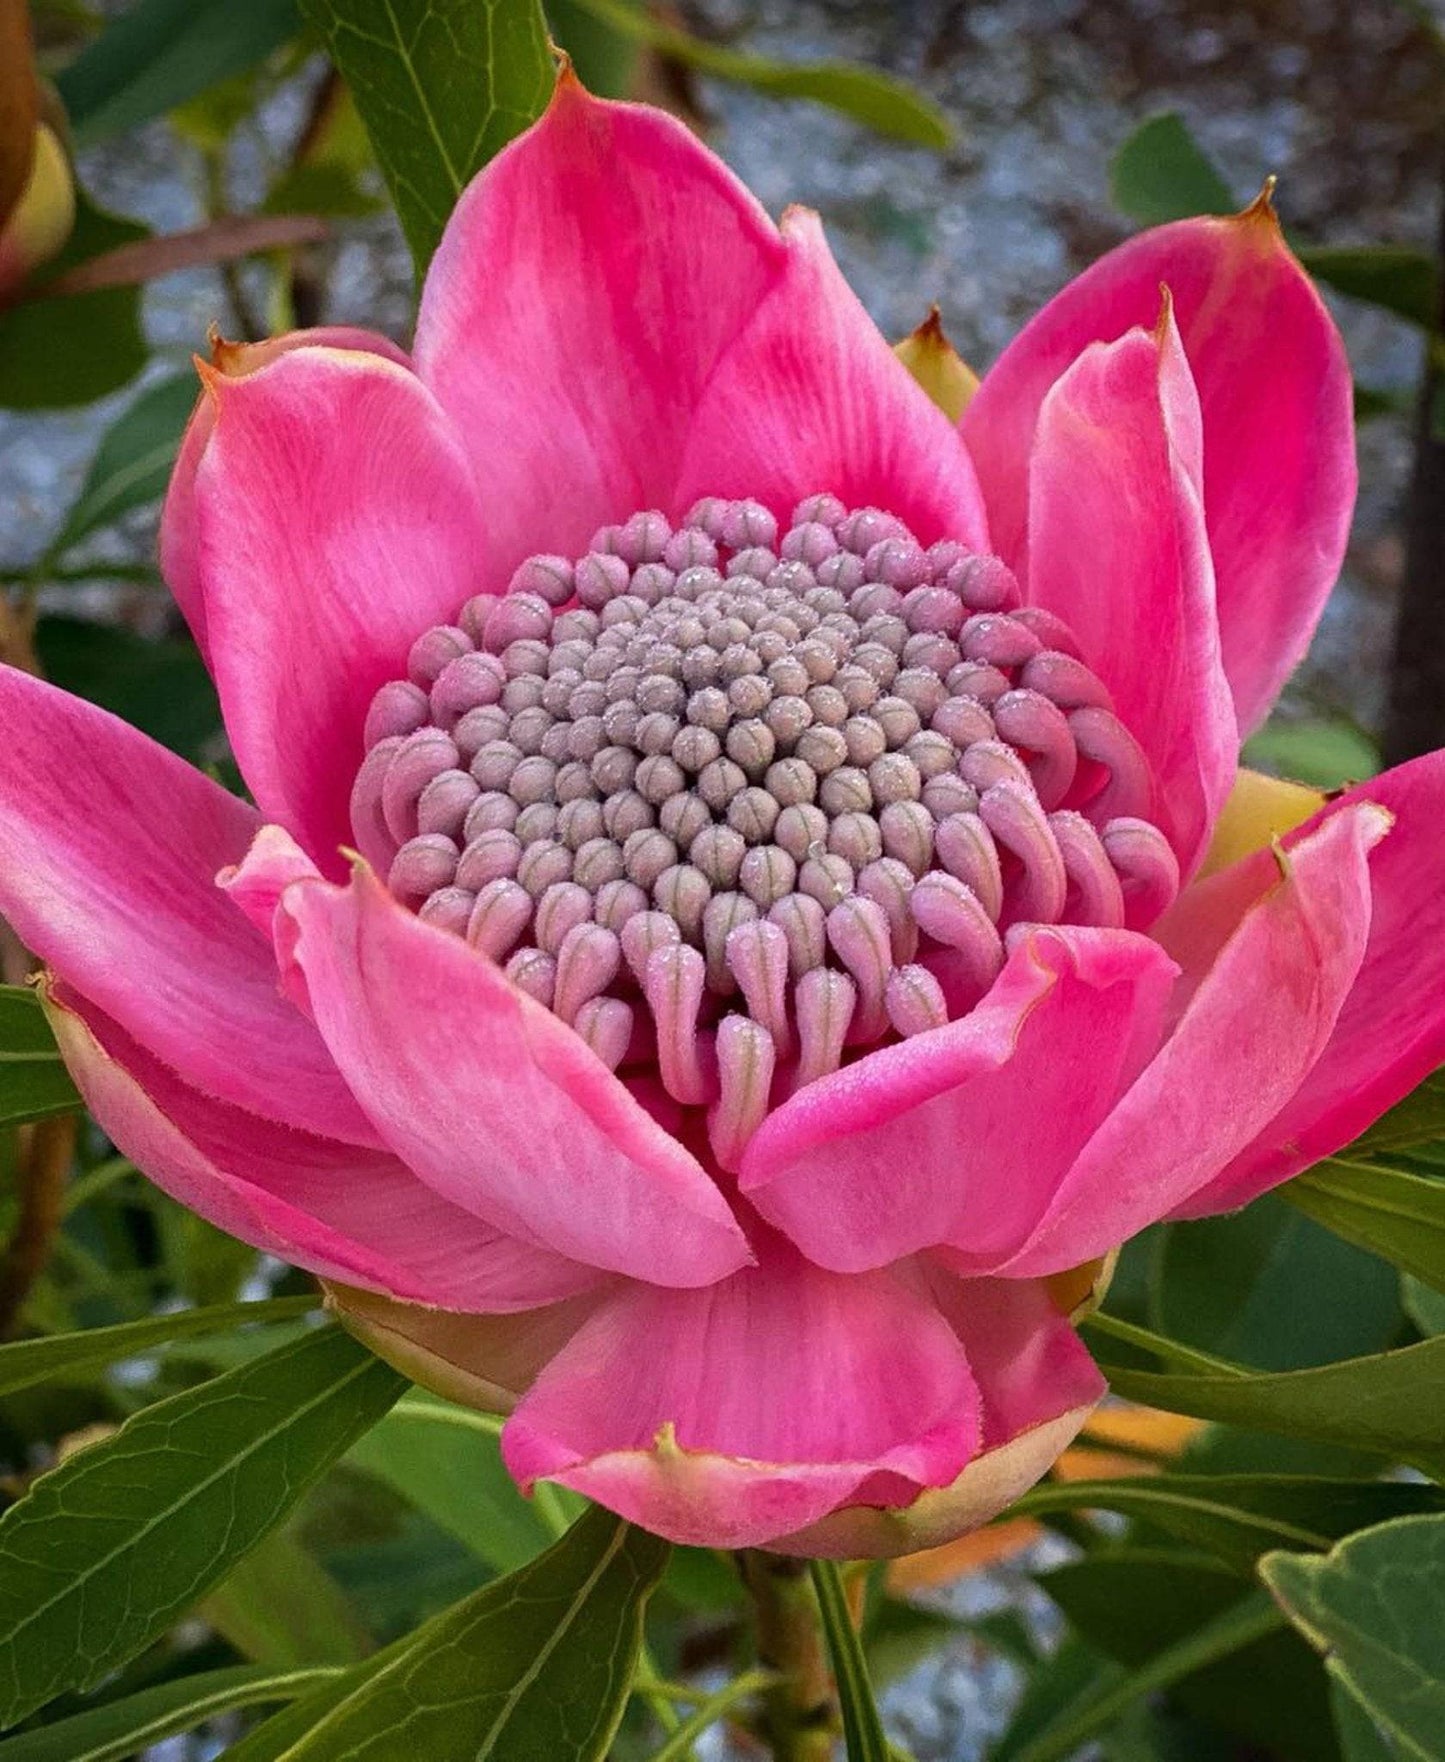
0, 1326, 403, 1728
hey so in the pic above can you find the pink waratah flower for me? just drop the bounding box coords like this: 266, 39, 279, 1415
3, 72, 1443, 1557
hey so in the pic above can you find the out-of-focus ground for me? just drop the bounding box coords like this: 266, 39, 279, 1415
3, 4, 1442, 1757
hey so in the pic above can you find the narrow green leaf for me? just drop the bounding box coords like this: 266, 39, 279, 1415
33, 617, 221, 763
810, 1560, 887, 1762
216, 1651, 411, 1762
1285, 1158, 1445, 1294
275, 1502, 669, 1760
560, 0, 951, 148
1405, 1276, 1445, 1338
301, 0, 554, 273
1262, 1515, 1445, 1762
1298, 245, 1440, 331
1093, 1330, 1445, 1478
1008, 1475, 1445, 1573
0, 987, 79, 1129
0, 1294, 316, 1396
0, 192, 147, 410
57, 0, 301, 147
344, 1393, 554, 1574
1005, 1592, 1283, 1762
1109, 111, 1235, 226
646, 1670, 778, 1762
202, 1529, 372, 1668
49, 373, 199, 555
0, 1326, 403, 1727
1354, 1071, 1445, 1157
991, 1638, 1126, 1762
0, 1665, 341, 1762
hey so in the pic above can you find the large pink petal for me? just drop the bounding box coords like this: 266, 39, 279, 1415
413, 76, 787, 576
0, 668, 374, 1144
1176, 751, 1445, 1215
1003, 801, 1391, 1275
673, 209, 990, 546
773, 1272, 1104, 1557
160, 326, 410, 664
501, 1235, 980, 1551
45, 982, 596, 1311
1026, 309, 1237, 873
193, 346, 489, 873
741, 927, 1176, 1275
961, 203, 1355, 732
277, 864, 752, 1288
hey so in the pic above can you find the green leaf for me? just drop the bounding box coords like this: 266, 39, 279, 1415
275, 1502, 668, 1760
1002, 1592, 1284, 1762
301, 0, 554, 274
1243, 716, 1381, 792
1298, 245, 1440, 331
56, 0, 301, 147
1353, 1072, 1445, 1158
202, 1529, 372, 1668
1285, 1158, 1445, 1295
48, 373, 199, 556
0, 1665, 341, 1762
1405, 1277, 1445, 1338
0, 1294, 316, 1397
559, 0, 952, 148
810, 1560, 888, 1762
992, 1637, 1127, 1762
1262, 1515, 1445, 1762
0, 191, 147, 410
1152, 1191, 1403, 1370
0, 988, 79, 1129
1109, 112, 1235, 226
1008, 1475, 1445, 1574
344, 1393, 554, 1575
0, 1326, 403, 1727
1091, 1326, 1445, 1479
34, 617, 221, 763
1332, 1678, 1405, 1762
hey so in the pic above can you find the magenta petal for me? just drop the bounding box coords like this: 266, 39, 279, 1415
413, 77, 787, 574
962, 206, 1355, 733
741, 926, 1175, 1274
46, 982, 596, 1311
278, 864, 752, 1287
773, 1272, 1104, 1557
0, 668, 374, 1144
1004, 800, 1391, 1274
500, 1236, 980, 1550
1178, 751, 1445, 1215
161, 326, 411, 664
674, 209, 989, 546
192, 346, 490, 873
1025, 310, 1237, 873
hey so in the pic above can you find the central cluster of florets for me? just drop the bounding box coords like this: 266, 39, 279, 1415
352, 496, 1179, 1168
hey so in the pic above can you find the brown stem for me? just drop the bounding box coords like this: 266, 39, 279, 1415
0, 1113, 75, 1337
739, 1551, 837, 1762
1382, 142, 1445, 766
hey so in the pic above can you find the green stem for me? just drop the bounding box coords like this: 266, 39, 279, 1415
739, 1551, 837, 1762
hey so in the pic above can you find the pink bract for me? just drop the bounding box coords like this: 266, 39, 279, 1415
2, 72, 1443, 1557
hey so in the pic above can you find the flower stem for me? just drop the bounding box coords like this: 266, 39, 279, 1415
739, 1551, 837, 1762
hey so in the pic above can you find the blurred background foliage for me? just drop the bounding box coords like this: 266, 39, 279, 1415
1, 1, 1445, 1760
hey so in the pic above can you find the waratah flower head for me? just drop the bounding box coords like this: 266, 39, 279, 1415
2, 67, 1443, 1556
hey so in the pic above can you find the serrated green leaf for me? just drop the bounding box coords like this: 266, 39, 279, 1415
1285, 1158, 1445, 1295
34, 617, 220, 763
1109, 112, 1235, 226
0, 988, 79, 1129
344, 1393, 553, 1575
0, 192, 147, 410
274, 1502, 668, 1760
56, 0, 301, 147
1008, 1475, 1445, 1574
1090, 1327, 1445, 1479
1262, 1516, 1445, 1762
811, 1559, 887, 1762
0, 1665, 341, 1762
559, 0, 951, 148
0, 1295, 316, 1397
0, 1326, 403, 1727
301, 0, 553, 274
48, 373, 199, 556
